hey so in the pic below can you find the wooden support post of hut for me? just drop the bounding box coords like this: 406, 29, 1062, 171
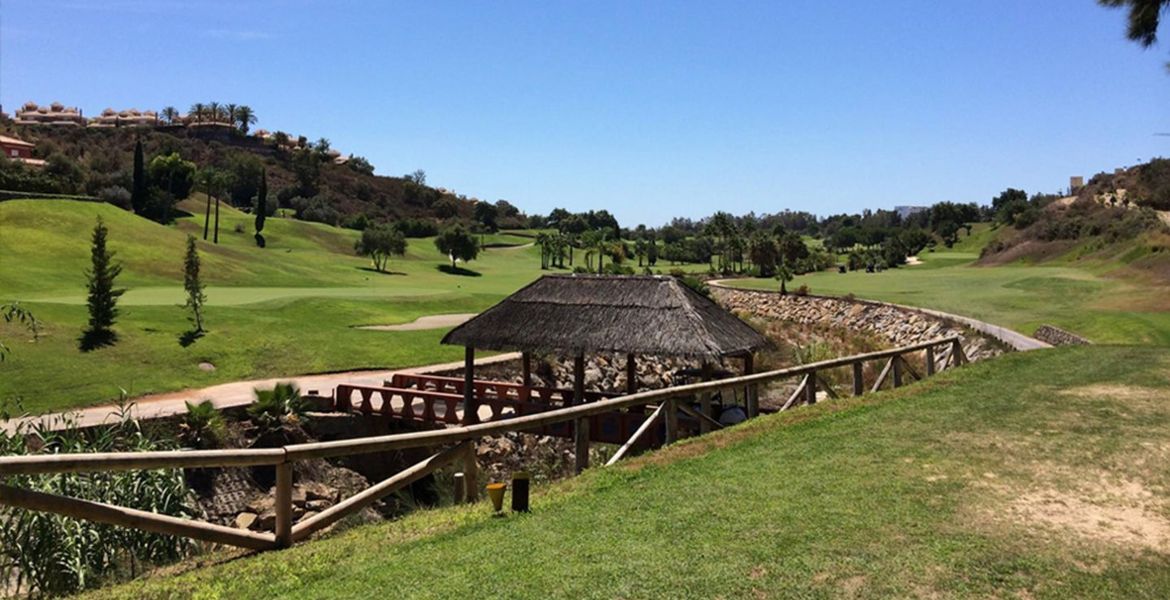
440, 274, 769, 452
573, 353, 589, 473
626, 353, 637, 396
852, 361, 864, 396
461, 346, 479, 501
925, 346, 936, 376
699, 362, 714, 434
522, 352, 532, 388
743, 353, 757, 418
892, 354, 904, 388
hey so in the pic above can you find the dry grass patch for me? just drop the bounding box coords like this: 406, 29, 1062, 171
978, 466, 1170, 555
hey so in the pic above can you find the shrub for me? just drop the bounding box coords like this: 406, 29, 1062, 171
98, 185, 132, 210
794, 284, 811, 296
179, 399, 225, 449
290, 196, 340, 226
395, 218, 439, 238
248, 382, 310, 432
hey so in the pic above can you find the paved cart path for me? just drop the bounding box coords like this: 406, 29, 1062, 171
4, 353, 520, 434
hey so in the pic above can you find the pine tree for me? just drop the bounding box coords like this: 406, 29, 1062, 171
81, 217, 124, 349
254, 169, 267, 247
131, 139, 147, 214
183, 235, 206, 332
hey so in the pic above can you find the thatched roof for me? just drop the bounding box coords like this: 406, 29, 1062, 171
442, 275, 768, 358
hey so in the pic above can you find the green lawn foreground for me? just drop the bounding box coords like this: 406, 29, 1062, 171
86, 345, 1170, 599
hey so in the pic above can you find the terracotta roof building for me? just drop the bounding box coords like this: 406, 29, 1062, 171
14, 101, 85, 127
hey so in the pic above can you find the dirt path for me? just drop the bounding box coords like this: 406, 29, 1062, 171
357, 313, 477, 332
4, 353, 520, 433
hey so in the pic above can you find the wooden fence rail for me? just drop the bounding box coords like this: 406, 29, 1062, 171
0, 336, 966, 551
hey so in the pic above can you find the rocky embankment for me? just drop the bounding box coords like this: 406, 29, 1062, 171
1033, 325, 1091, 346
712, 287, 1006, 362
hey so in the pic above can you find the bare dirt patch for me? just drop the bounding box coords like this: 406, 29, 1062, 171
1059, 384, 1165, 403
994, 473, 1170, 553
1007, 485, 1170, 552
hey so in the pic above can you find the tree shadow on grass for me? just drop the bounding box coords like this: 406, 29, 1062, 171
178, 329, 205, 348
437, 264, 482, 277
78, 329, 117, 352
356, 267, 407, 276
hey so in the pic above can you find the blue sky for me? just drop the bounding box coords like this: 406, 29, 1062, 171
2, 1, 1168, 226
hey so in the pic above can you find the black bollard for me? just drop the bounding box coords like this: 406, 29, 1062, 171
511, 471, 530, 513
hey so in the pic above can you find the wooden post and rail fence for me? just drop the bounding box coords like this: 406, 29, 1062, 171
0, 336, 967, 552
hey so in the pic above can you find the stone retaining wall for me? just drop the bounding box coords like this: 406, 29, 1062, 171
711, 287, 1008, 362
1033, 325, 1091, 346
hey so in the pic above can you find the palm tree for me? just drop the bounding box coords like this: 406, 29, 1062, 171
536, 233, 551, 269
1101, 1, 1168, 47
208, 102, 222, 124
225, 103, 238, 130
160, 106, 179, 125
189, 103, 206, 123
235, 105, 257, 134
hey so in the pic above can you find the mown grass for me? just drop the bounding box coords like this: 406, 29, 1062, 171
83, 346, 1170, 599
726, 226, 1170, 346
0, 199, 553, 412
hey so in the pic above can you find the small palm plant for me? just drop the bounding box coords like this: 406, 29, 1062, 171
179, 399, 224, 449
248, 382, 309, 432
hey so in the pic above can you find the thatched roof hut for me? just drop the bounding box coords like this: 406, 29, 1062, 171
442, 274, 767, 359
442, 274, 768, 472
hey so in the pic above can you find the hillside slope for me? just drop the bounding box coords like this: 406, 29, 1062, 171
85, 346, 1170, 599
0, 199, 546, 412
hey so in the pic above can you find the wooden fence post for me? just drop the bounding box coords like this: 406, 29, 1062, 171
852, 361, 864, 396
951, 339, 967, 365
275, 462, 293, 548
805, 370, 817, 405
664, 397, 679, 443
925, 346, 936, 376
892, 355, 903, 388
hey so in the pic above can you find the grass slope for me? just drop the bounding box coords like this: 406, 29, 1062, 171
86, 346, 1170, 599
727, 226, 1170, 346
0, 199, 550, 412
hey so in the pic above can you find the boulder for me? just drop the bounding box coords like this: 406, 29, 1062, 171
234, 512, 257, 530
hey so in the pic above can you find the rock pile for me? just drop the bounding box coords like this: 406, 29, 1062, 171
234, 481, 341, 532
712, 288, 1005, 362
1034, 324, 1090, 346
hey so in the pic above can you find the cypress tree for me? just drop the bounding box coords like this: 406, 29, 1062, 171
254, 169, 267, 247
183, 235, 206, 333
131, 139, 146, 214
81, 217, 125, 349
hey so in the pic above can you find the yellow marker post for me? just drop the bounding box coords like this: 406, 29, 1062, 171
486, 482, 507, 514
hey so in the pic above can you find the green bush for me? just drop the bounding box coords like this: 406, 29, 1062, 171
248, 382, 309, 431
179, 399, 225, 449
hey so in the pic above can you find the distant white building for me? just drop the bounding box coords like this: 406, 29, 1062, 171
894, 205, 928, 220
